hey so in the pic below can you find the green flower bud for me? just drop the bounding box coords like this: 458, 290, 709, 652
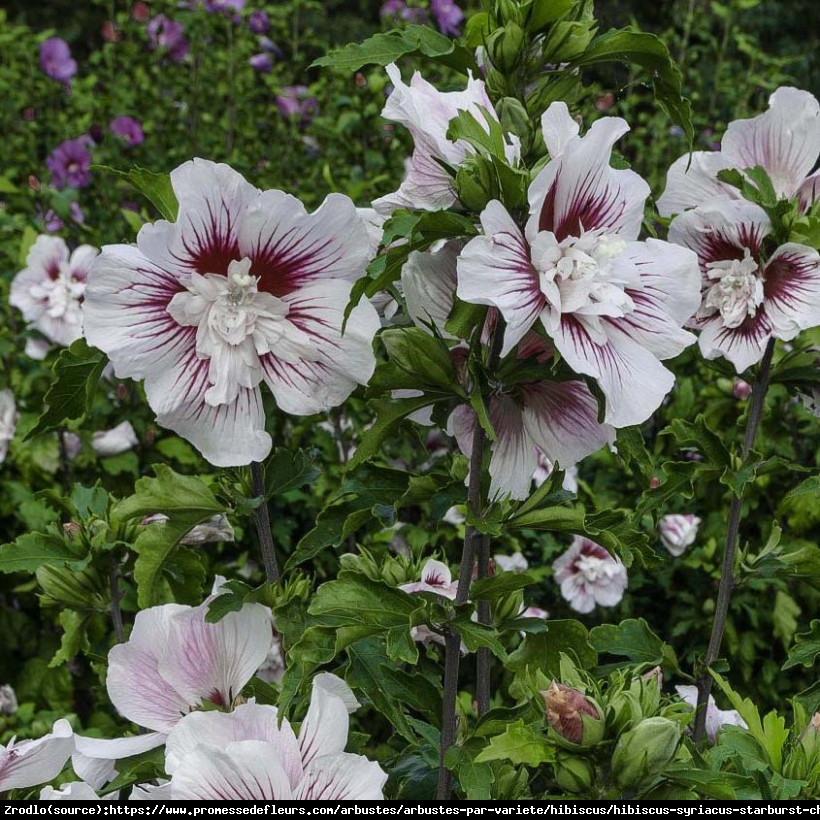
553, 751, 595, 795
486, 23, 526, 74
541, 20, 594, 63
494, 589, 525, 624
495, 0, 524, 26
454, 156, 499, 212
785, 713, 820, 782
496, 96, 533, 153
542, 681, 605, 748
36, 564, 108, 611
611, 717, 682, 792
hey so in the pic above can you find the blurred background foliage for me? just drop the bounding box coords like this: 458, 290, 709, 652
1, 0, 820, 754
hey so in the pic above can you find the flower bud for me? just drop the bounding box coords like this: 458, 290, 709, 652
786, 713, 820, 782
36, 564, 108, 610
611, 717, 682, 792
542, 681, 604, 748
495, 0, 523, 26
486, 23, 526, 73
553, 751, 595, 794
733, 379, 752, 400
542, 20, 594, 63
0, 685, 17, 716
659, 514, 700, 557
454, 157, 499, 212
495, 96, 532, 152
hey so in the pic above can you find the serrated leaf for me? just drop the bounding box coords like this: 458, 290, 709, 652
113, 466, 224, 607
569, 28, 693, 145
470, 572, 537, 603
452, 614, 507, 659
312, 25, 479, 74
0, 530, 85, 574
27, 340, 106, 439
783, 620, 820, 670
93, 165, 178, 221
474, 720, 555, 765
50, 610, 89, 667
506, 620, 596, 680
590, 618, 677, 670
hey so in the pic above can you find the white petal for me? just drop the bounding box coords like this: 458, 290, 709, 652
551, 318, 675, 427
262, 282, 379, 415
294, 753, 387, 800
312, 674, 360, 715
521, 380, 614, 468
696, 312, 773, 373
402, 242, 460, 337
91, 421, 139, 457
72, 733, 165, 790
612, 240, 700, 359
239, 191, 373, 294
298, 677, 351, 767
487, 394, 538, 501
129, 781, 175, 800
722, 87, 820, 200
0, 718, 73, 791
159, 602, 273, 713
165, 703, 301, 788
170, 741, 294, 800
763, 243, 820, 337
540, 102, 580, 160
457, 201, 543, 355
656, 151, 737, 218
667, 200, 771, 270
527, 116, 649, 243
106, 605, 192, 733
68, 245, 100, 281
40, 781, 107, 800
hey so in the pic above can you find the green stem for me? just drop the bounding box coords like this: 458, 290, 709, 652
693, 338, 775, 743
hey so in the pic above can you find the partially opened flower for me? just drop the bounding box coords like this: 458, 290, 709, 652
0, 718, 74, 792
401, 240, 615, 500
457, 102, 702, 428
83, 159, 379, 467
659, 514, 700, 557
658, 87, 820, 217
0, 390, 16, 464
10, 235, 98, 348
39, 37, 77, 84
552, 536, 627, 614
106, 594, 273, 734
400, 558, 458, 599
373, 63, 519, 215
676, 685, 747, 744
667, 200, 820, 371
92, 421, 139, 457
149, 676, 386, 800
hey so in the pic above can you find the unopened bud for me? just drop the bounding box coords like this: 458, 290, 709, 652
542, 681, 604, 748
28, 175, 40, 191
733, 380, 752, 400
495, 0, 523, 26
649, 476, 661, 490
0, 685, 17, 716
642, 666, 663, 689
62, 522, 81, 539
553, 751, 595, 794
486, 23, 526, 73
611, 717, 681, 791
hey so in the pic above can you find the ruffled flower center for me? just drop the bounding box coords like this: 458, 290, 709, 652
703, 249, 764, 328
573, 552, 618, 583
30, 269, 85, 319
167, 258, 293, 407
532, 231, 636, 341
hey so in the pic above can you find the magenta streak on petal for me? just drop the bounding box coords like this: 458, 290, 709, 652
46, 258, 62, 280
711, 310, 773, 351
764, 252, 819, 311
522, 381, 598, 439
177, 198, 241, 276
541, 168, 627, 241
251, 227, 342, 298
617, 291, 665, 335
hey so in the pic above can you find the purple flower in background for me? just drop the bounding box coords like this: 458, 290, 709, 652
39, 38, 77, 84
430, 0, 463, 35
276, 86, 319, 123
46, 137, 93, 190
248, 10, 269, 34
258, 36, 284, 58
249, 53, 272, 73
146, 15, 189, 63
204, 0, 245, 12
43, 202, 85, 233
380, 0, 406, 19
110, 116, 144, 147
379, 0, 429, 24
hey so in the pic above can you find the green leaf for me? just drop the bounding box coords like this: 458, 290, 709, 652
663, 767, 752, 800
93, 165, 178, 221
783, 620, 820, 670
50, 610, 90, 667
308, 572, 423, 664
590, 618, 678, 670
615, 426, 655, 480
312, 25, 479, 74
381, 327, 461, 393
782, 476, 820, 506
264, 448, 319, 497
0, 530, 85, 574
507, 620, 597, 680
527, 0, 575, 30
445, 740, 495, 800
113, 466, 224, 607
27, 340, 107, 439
470, 572, 538, 603
569, 28, 693, 145
475, 720, 555, 765
452, 614, 508, 659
